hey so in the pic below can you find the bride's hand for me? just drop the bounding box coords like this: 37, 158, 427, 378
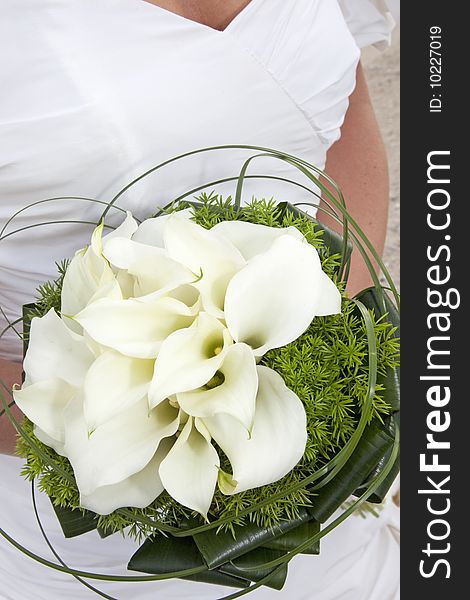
0, 358, 23, 455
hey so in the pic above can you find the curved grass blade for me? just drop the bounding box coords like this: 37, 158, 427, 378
32, 485, 118, 600
353, 287, 400, 500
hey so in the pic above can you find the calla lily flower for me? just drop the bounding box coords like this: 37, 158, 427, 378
212, 220, 305, 260
224, 235, 341, 357
131, 208, 193, 248
148, 312, 233, 408
80, 439, 173, 515
13, 308, 94, 449
64, 395, 180, 497
176, 342, 258, 432
159, 416, 220, 518
61, 213, 138, 331
103, 237, 196, 298
83, 350, 155, 432
163, 213, 245, 317
204, 366, 308, 494
22, 308, 95, 387
74, 292, 200, 359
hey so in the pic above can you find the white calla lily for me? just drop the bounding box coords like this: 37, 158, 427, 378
61, 216, 137, 330
224, 235, 341, 357
177, 342, 257, 431
163, 213, 245, 317
132, 214, 169, 248
116, 269, 137, 299
101, 212, 138, 249
61, 248, 115, 333
83, 350, 155, 432
132, 208, 193, 248
158, 416, 219, 517
13, 378, 77, 444
64, 395, 180, 495
315, 270, 343, 316
23, 308, 94, 387
80, 438, 173, 515
75, 295, 199, 359
103, 237, 195, 298
148, 312, 232, 408
33, 424, 67, 457
204, 365, 307, 495
87, 278, 123, 304
212, 220, 305, 260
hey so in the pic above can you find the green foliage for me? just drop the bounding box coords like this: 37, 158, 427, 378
16, 195, 399, 538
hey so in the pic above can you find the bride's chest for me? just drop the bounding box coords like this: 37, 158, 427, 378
1, 22, 315, 212
0, 0, 359, 221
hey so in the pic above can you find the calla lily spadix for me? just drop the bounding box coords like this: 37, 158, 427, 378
14, 208, 343, 516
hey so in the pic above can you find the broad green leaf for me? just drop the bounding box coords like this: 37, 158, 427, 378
97, 525, 116, 539
354, 288, 400, 501
128, 534, 249, 588
220, 546, 288, 590
192, 508, 311, 568
262, 519, 320, 555
355, 415, 400, 503
51, 502, 98, 538
308, 419, 394, 523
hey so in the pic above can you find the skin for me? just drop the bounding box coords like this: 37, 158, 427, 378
322, 63, 389, 297
142, 0, 254, 30
0, 2, 390, 459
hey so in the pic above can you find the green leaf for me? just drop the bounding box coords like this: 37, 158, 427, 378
355, 288, 399, 334
358, 288, 400, 412
128, 534, 249, 588
97, 525, 116, 539
355, 415, 400, 503
220, 547, 288, 591
193, 508, 311, 569
354, 288, 400, 500
51, 502, 98, 538
308, 418, 394, 523
261, 519, 320, 555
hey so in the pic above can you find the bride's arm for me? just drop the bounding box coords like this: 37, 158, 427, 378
0, 358, 23, 455
321, 62, 390, 297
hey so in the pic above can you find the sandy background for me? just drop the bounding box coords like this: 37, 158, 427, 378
363, 29, 400, 289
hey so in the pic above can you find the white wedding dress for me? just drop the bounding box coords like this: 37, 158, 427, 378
0, 1, 400, 598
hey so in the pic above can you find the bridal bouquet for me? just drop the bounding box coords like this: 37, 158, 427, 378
0, 148, 399, 598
